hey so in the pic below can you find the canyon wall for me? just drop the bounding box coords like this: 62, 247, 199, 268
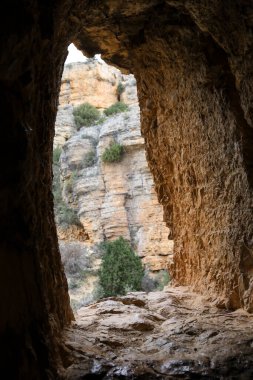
54, 61, 137, 147
55, 61, 173, 271
60, 105, 173, 271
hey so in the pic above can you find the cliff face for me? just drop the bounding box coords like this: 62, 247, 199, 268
54, 60, 172, 271
60, 103, 173, 271
54, 61, 137, 147
59, 60, 137, 108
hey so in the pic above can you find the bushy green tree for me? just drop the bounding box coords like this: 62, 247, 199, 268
73, 102, 101, 129
104, 101, 128, 116
102, 142, 124, 163
98, 237, 144, 297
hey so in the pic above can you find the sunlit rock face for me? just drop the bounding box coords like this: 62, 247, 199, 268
55, 60, 172, 271
60, 104, 173, 271
59, 61, 137, 108
54, 60, 137, 147
2, 0, 253, 378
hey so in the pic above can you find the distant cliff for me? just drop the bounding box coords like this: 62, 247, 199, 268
54, 60, 137, 147
55, 60, 173, 272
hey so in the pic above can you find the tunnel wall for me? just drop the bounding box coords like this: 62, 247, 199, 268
134, 2, 253, 310
0, 1, 75, 377
74, 0, 253, 310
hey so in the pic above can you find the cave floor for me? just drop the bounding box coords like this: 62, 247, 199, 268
63, 287, 253, 379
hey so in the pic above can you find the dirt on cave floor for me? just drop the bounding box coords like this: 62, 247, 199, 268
62, 286, 253, 379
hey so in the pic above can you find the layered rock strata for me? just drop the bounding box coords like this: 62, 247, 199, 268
54, 61, 137, 147
60, 104, 173, 271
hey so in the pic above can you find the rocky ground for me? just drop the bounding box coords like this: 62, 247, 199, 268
62, 286, 253, 379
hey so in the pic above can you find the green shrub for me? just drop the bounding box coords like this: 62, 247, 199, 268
53, 146, 61, 165
104, 101, 129, 116
73, 102, 101, 129
142, 269, 170, 292
155, 270, 170, 290
102, 142, 124, 163
83, 150, 96, 167
58, 203, 81, 227
116, 82, 125, 100
98, 237, 144, 297
52, 150, 81, 228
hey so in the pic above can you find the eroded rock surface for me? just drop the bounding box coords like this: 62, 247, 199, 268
63, 287, 253, 379
60, 104, 173, 271
59, 61, 137, 108
73, 0, 253, 311
54, 61, 137, 147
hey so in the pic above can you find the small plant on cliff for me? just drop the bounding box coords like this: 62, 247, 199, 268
73, 102, 101, 129
98, 237, 144, 297
141, 269, 170, 292
53, 148, 81, 228
83, 150, 96, 167
102, 141, 124, 163
53, 145, 62, 164
116, 82, 125, 101
104, 101, 128, 116
58, 204, 81, 227
155, 270, 170, 290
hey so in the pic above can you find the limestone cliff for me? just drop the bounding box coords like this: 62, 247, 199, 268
60, 103, 173, 271
54, 60, 137, 147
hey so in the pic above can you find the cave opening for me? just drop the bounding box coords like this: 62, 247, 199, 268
54, 43, 173, 313
2, 1, 253, 379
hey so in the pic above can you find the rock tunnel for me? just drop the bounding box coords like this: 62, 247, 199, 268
1, 0, 253, 378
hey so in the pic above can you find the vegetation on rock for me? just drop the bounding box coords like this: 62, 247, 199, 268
116, 82, 125, 101
98, 237, 144, 297
53, 147, 81, 228
141, 269, 170, 292
83, 150, 96, 167
73, 102, 101, 129
53, 145, 62, 163
104, 101, 128, 116
102, 141, 124, 163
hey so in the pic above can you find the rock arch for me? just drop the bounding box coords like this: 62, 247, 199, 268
1, 0, 253, 377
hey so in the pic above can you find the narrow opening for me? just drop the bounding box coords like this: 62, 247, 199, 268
53, 44, 173, 312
